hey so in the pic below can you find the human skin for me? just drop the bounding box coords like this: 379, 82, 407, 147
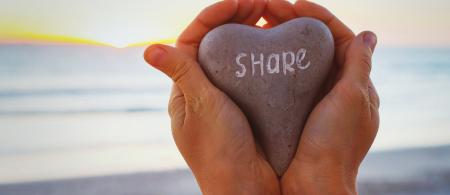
145, 1, 280, 194
264, 1, 379, 194
144, 0, 379, 194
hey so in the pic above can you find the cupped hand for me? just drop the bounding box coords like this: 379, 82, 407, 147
144, 0, 280, 194
264, 1, 379, 194
144, 0, 380, 194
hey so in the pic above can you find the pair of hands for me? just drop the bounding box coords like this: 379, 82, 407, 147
144, 0, 379, 194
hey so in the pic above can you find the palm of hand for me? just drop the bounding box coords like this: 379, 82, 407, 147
164, 0, 280, 194
169, 84, 271, 178
297, 80, 379, 167
265, 2, 379, 194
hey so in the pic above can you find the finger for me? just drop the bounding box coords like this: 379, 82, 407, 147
262, 22, 272, 29
341, 31, 377, 86
293, 1, 354, 45
241, 0, 267, 25
177, 0, 238, 57
293, 0, 355, 65
231, 0, 255, 23
263, 0, 296, 26
144, 44, 211, 98
261, 14, 277, 28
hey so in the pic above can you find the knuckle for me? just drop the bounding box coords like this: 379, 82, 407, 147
369, 84, 381, 108
184, 87, 210, 113
359, 52, 373, 73
335, 81, 370, 108
168, 94, 184, 118
184, 87, 222, 116
170, 59, 194, 83
184, 94, 201, 110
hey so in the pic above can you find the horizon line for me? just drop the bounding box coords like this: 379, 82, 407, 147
0, 33, 176, 48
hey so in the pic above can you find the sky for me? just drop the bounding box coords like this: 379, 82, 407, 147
0, 0, 450, 48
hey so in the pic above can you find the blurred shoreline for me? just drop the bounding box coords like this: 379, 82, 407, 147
1, 45, 450, 194
1, 145, 449, 195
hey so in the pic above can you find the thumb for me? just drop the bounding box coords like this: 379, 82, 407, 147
341, 31, 377, 86
144, 44, 211, 98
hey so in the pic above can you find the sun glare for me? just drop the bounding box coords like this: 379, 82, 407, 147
107, 39, 132, 48
0, 33, 111, 46
107, 38, 176, 48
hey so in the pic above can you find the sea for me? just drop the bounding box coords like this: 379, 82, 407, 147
0, 44, 449, 184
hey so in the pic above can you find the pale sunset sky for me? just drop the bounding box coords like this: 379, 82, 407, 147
0, 0, 449, 48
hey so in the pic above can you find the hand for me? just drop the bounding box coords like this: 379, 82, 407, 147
264, 1, 379, 194
144, 0, 280, 194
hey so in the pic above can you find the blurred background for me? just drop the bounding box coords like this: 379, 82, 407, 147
0, 0, 449, 194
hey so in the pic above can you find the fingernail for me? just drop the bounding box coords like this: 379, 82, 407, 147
145, 46, 166, 67
363, 32, 377, 52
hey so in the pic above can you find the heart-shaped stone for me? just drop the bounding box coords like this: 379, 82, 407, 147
198, 17, 334, 175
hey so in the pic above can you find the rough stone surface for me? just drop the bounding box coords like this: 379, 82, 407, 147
198, 17, 334, 175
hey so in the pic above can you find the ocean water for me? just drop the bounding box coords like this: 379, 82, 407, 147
0, 45, 449, 183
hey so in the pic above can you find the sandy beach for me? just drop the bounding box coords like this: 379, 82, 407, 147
1, 145, 449, 195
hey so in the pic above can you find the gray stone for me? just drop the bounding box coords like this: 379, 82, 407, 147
198, 17, 334, 175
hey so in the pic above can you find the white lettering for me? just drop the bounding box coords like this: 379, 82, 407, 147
234, 48, 311, 78
251, 53, 264, 76
266, 54, 280, 74
296, 48, 311, 70
235, 53, 247, 78
282, 51, 295, 75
